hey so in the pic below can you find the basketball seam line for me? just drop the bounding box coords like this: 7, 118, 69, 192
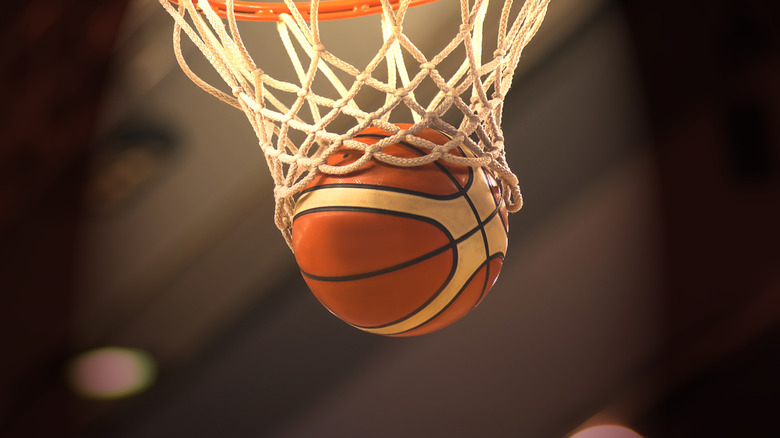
298, 207, 504, 334
297, 205, 458, 282
296, 195, 504, 334
297, 182, 468, 201
434, 156, 493, 332
476, 255, 504, 308
297, 205, 501, 282
476, 168, 499, 305
477, 166, 513, 305
360, 252, 506, 333
298, 205, 460, 331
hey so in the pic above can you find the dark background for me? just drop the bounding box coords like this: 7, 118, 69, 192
2, 0, 779, 437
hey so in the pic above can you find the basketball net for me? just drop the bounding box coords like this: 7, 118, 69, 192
158, 0, 550, 248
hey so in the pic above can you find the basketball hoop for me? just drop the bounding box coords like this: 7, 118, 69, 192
172, 0, 441, 21
158, 0, 550, 247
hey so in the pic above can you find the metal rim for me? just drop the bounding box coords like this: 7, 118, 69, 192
175, 0, 440, 21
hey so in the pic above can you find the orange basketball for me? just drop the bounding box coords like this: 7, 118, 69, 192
291, 124, 509, 336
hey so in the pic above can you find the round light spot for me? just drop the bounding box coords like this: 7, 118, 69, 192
571, 425, 643, 438
68, 347, 156, 400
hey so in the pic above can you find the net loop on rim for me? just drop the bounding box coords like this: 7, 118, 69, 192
159, 0, 550, 248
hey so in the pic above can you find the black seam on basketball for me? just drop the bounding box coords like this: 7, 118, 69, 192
475, 253, 504, 306
296, 206, 456, 282
387, 254, 495, 335
457, 163, 491, 296
297, 204, 462, 331
297, 202, 501, 279
498, 206, 508, 235
350, 245, 459, 331
442, 167, 492, 334
343, 207, 503, 331
297, 183, 466, 201
481, 255, 491, 307
478, 168, 501, 300
293, 206, 454, 240
295, 198, 502, 231
302, 243, 454, 283
297, 204, 501, 281
394, 250, 506, 336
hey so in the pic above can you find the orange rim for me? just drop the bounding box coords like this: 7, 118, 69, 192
173, 0, 440, 21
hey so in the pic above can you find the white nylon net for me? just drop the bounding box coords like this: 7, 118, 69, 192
158, 0, 549, 247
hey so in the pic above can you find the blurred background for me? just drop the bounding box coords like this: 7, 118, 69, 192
1, 0, 779, 437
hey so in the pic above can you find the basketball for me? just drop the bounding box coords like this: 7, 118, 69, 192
291, 124, 509, 336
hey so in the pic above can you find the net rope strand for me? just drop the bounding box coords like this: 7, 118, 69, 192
159, 0, 550, 248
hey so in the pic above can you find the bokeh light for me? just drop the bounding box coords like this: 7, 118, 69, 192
570, 425, 643, 438
67, 347, 157, 400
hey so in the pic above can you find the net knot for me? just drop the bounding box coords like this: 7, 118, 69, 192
419, 62, 435, 71
493, 48, 506, 58
252, 70, 268, 88
273, 185, 290, 198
